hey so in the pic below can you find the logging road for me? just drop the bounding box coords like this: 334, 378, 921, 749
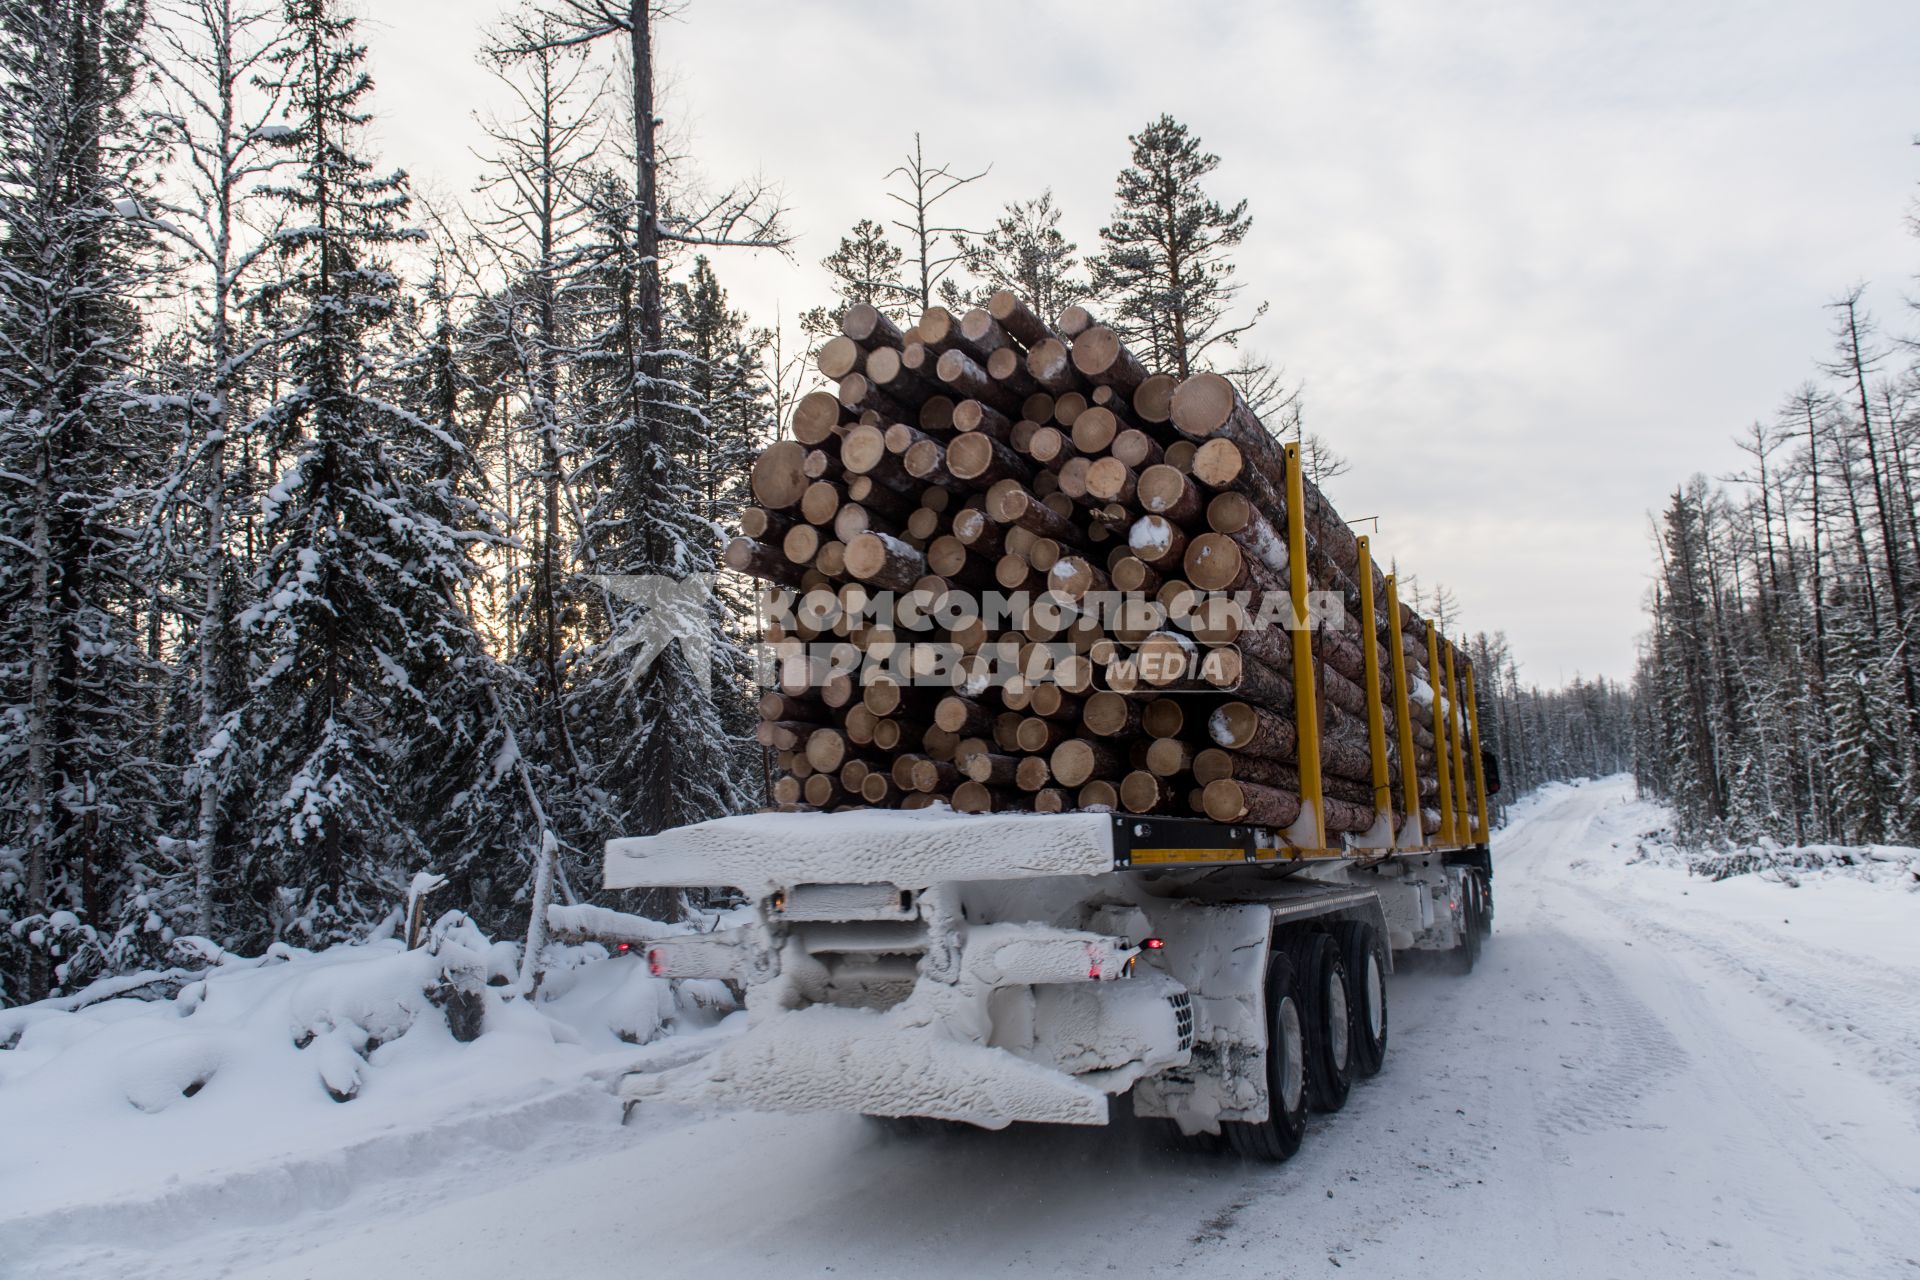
31, 777, 1920, 1279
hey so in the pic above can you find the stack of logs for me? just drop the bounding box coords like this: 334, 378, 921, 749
728, 292, 1481, 842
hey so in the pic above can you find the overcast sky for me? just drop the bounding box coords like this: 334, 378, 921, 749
358, 0, 1920, 684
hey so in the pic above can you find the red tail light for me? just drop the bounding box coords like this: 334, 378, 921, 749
647, 948, 665, 977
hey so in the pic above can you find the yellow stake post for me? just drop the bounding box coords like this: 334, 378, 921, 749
1384, 576, 1420, 845
1442, 640, 1470, 846
1354, 537, 1393, 847
1426, 625, 1453, 847
1282, 443, 1325, 852
1464, 663, 1491, 843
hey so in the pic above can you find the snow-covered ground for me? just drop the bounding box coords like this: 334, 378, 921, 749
5, 775, 1920, 1279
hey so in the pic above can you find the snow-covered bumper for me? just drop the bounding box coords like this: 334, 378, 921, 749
625, 922, 1194, 1127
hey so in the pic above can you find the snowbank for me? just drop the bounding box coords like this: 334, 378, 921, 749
0, 911, 739, 1237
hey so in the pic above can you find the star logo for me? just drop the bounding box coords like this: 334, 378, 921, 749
590, 573, 717, 691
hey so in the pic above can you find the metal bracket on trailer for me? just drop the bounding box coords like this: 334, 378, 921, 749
1111, 814, 1278, 869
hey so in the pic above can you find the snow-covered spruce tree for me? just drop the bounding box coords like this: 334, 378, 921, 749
0, 0, 177, 1002
1093, 114, 1265, 380
235, 0, 510, 947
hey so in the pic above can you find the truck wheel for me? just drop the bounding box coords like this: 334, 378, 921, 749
1447, 883, 1481, 974
1476, 873, 1494, 938
1224, 954, 1308, 1161
1333, 920, 1388, 1077
1288, 931, 1353, 1112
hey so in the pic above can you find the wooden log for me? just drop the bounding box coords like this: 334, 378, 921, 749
1047, 554, 1110, 601
1110, 555, 1161, 596
919, 395, 957, 433
1111, 428, 1165, 470
1025, 425, 1077, 471
1057, 304, 1098, 338
1119, 769, 1178, 814
985, 346, 1043, 398
1014, 756, 1053, 792
771, 775, 803, 806
1070, 406, 1122, 455
934, 694, 994, 735
1033, 787, 1071, 813
844, 531, 927, 591
1024, 338, 1079, 394
986, 479, 1087, 545
1127, 514, 1188, 568
909, 757, 962, 793
1050, 737, 1127, 787
1015, 715, 1072, 753
1023, 392, 1057, 424
1144, 736, 1195, 778
842, 303, 904, 351
792, 391, 851, 445
952, 397, 1014, 441
1201, 779, 1302, 828
953, 781, 1021, 813
1193, 747, 1299, 790
756, 719, 819, 751
918, 305, 988, 360
801, 447, 843, 483
989, 289, 1053, 348
1071, 327, 1148, 393
816, 335, 862, 381
1085, 456, 1138, 504
836, 372, 906, 422
1138, 464, 1204, 525
802, 773, 846, 808
803, 727, 852, 774
750, 440, 810, 509
1205, 490, 1290, 578
724, 536, 809, 588
936, 349, 1020, 415
1140, 698, 1184, 739
1078, 779, 1119, 809
1210, 701, 1298, 759
781, 523, 822, 566
1133, 373, 1177, 425
959, 308, 1014, 359
947, 431, 1029, 488
860, 773, 901, 805
959, 751, 1021, 786
1052, 392, 1089, 426
865, 346, 933, 407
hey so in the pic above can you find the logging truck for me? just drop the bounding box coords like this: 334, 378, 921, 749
611, 296, 1498, 1156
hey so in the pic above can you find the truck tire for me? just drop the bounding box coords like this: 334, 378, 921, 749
1447, 883, 1481, 974
1288, 931, 1353, 1112
1224, 954, 1308, 1161
1333, 920, 1388, 1078
1476, 873, 1494, 938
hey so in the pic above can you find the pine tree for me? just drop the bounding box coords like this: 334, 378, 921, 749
957, 189, 1087, 319
1093, 114, 1265, 379
800, 217, 908, 341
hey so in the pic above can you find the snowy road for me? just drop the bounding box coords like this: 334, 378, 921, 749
18, 777, 1920, 1279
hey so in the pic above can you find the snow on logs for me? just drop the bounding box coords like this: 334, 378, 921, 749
731, 297, 1480, 841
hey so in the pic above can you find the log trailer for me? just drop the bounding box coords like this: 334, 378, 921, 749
608, 415, 1498, 1160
